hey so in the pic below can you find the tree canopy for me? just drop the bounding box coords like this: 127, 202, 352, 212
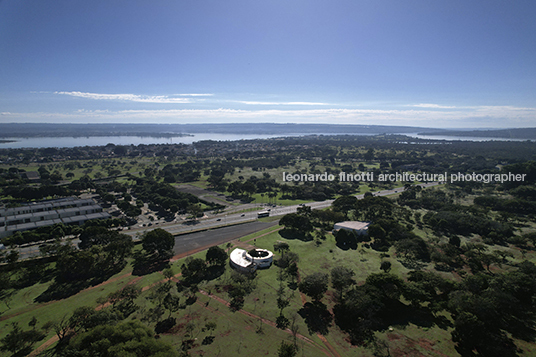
142, 228, 175, 259
63, 320, 179, 357
299, 272, 329, 302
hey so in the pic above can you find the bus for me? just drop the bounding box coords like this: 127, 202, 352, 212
257, 211, 270, 218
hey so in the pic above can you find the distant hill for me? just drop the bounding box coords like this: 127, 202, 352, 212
418, 128, 536, 140
0, 123, 444, 137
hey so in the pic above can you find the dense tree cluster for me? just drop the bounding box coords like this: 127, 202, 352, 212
132, 178, 221, 216
179, 245, 228, 287
55, 228, 133, 283
60, 320, 178, 357
160, 161, 202, 183
2, 184, 72, 201
332, 263, 536, 356
142, 228, 175, 260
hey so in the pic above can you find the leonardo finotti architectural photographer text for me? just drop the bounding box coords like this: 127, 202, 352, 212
282, 171, 527, 184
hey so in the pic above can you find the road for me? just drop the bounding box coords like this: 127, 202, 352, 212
14, 182, 440, 260
172, 220, 277, 256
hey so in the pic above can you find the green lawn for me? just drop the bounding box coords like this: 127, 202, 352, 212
2, 182, 535, 356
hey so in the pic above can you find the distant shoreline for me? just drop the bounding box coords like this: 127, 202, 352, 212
0, 133, 194, 139
418, 127, 536, 140
0, 122, 444, 138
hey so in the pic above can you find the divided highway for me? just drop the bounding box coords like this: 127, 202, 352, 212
14, 182, 440, 260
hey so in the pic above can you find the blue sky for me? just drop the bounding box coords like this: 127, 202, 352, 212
0, 0, 535, 128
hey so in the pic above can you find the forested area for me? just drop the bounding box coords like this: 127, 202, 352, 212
1, 135, 536, 356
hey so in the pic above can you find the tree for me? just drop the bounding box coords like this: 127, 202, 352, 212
278, 340, 298, 357
279, 213, 313, 235
205, 246, 227, 267
0, 322, 45, 356
299, 272, 329, 302
142, 228, 175, 259
227, 270, 257, 311
332, 195, 358, 216
365, 273, 406, 302
296, 205, 312, 217
0, 271, 14, 310
380, 261, 392, 273
69, 306, 122, 333
163, 293, 181, 319
4, 250, 19, 265
331, 266, 355, 301
69, 306, 96, 333
181, 257, 207, 285
242, 181, 257, 197
395, 237, 430, 262
106, 285, 141, 316
54, 246, 98, 282
63, 320, 179, 356
275, 251, 299, 269
203, 321, 217, 338
78, 226, 133, 267
451, 311, 516, 357
273, 241, 290, 254
334, 228, 358, 249
163, 267, 175, 281
364, 148, 374, 161
448, 235, 461, 248
187, 203, 203, 220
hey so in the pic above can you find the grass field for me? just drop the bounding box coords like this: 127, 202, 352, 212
2, 218, 536, 356
2, 156, 536, 355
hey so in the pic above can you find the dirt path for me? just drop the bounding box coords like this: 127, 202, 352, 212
295, 270, 342, 357
243, 226, 283, 243
29, 335, 59, 356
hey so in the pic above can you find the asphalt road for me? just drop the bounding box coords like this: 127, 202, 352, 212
172, 220, 277, 256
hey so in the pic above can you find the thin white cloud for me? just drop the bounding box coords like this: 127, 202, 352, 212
235, 101, 329, 106
54, 91, 209, 103
175, 93, 214, 97
3, 105, 536, 128
410, 103, 457, 109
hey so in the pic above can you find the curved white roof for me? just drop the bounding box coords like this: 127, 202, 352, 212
230, 248, 253, 269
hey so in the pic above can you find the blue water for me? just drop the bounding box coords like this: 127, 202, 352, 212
0, 133, 285, 149
0, 132, 530, 149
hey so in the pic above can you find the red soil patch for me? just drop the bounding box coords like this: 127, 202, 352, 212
389, 333, 451, 357
387, 332, 402, 341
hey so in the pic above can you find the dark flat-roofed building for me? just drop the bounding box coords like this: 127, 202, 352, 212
21, 171, 41, 183
0, 197, 110, 239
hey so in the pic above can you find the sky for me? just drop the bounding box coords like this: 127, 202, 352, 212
0, 0, 535, 129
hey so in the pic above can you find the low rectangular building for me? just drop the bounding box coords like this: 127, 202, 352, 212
333, 221, 370, 235
0, 197, 110, 239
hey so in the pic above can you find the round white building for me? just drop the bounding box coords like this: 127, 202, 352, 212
230, 248, 274, 272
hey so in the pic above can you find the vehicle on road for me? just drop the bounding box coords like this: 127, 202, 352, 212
257, 211, 270, 218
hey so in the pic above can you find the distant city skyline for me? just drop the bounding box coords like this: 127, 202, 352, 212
1, 1, 535, 128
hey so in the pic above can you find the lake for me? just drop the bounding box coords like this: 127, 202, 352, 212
0, 133, 289, 149
0, 132, 530, 149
